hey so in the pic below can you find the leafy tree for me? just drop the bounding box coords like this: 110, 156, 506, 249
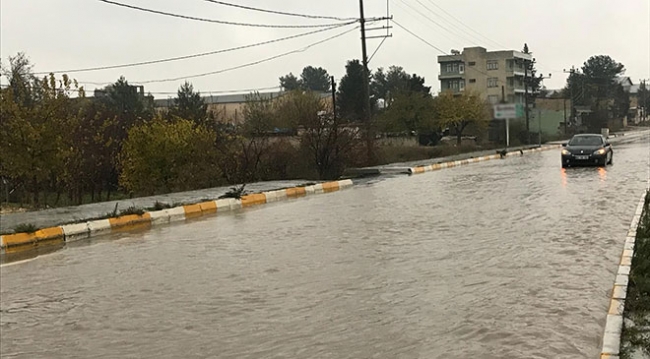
434, 91, 489, 145
119, 118, 220, 195
639, 81, 650, 121
337, 60, 368, 122
300, 66, 330, 92
169, 81, 209, 126
279, 73, 301, 91
215, 92, 276, 183
407, 74, 431, 95
563, 55, 626, 129
275, 91, 358, 179
100, 76, 154, 127
280, 66, 331, 92
0, 54, 79, 205
379, 92, 436, 134
371, 66, 430, 107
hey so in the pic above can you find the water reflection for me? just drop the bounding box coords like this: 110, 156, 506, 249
560, 166, 609, 188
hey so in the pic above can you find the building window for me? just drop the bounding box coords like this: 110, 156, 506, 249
459, 64, 465, 73
469, 79, 476, 83
488, 95, 499, 104
459, 80, 465, 90
487, 78, 498, 88
446, 64, 452, 73
468, 61, 476, 66
451, 80, 459, 90
487, 60, 499, 70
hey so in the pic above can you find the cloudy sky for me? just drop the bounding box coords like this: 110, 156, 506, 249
1, 0, 648, 98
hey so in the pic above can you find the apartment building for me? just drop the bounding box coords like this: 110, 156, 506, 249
438, 47, 533, 105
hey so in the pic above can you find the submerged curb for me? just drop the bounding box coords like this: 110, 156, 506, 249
407, 145, 562, 175
0, 179, 354, 255
600, 191, 647, 359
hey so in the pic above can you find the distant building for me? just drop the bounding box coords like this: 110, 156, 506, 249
154, 91, 331, 125
438, 46, 533, 104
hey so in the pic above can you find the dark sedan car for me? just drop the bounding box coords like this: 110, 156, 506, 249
561, 134, 613, 168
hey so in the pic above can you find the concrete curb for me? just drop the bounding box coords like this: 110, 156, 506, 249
0, 179, 354, 255
600, 191, 647, 359
407, 145, 562, 175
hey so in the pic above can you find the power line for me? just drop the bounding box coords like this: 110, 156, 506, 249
413, 0, 500, 48
368, 36, 388, 64
392, 19, 508, 87
34, 24, 352, 75
423, 0, 506, 49
395, 0, 479, 47
96, 0, 355, 28
392, 19, 447, 54
200, 0, 355, 21
392, 0, 458, 47
82, 25, 361, 86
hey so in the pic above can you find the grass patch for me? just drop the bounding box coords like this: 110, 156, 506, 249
148, 201, 173, 211
218, 185, 247, 200
621, 190, 650, 359
119, 206, 145, 216
13, 223, 39, 234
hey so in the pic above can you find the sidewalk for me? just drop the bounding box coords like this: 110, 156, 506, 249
0, 179, 309, 234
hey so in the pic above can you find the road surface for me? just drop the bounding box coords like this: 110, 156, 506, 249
1, 133, 648, 359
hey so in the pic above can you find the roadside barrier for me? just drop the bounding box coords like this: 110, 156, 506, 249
0, 179, 354, 255
600, 192, 646, 358
407, 145, 563, 175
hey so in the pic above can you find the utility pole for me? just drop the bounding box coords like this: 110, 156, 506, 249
524, 58, 530, 144
359, 0, 373, 165
537, 73, 551, 145
331, 76, 337, 122
563, 66, 577, 132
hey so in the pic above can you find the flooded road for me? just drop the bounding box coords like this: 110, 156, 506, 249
1, 134, 648, 359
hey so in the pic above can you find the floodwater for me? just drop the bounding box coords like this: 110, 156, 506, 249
1, 133, 648, 359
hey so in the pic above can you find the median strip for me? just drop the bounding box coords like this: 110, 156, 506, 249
407, 145, 562, 175
0, 179, 354, 255
600, 189, 649, 358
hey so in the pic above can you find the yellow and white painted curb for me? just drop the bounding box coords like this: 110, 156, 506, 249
600, 191, 646, 359
407, 145, 562, 175
0, 179, 354, 255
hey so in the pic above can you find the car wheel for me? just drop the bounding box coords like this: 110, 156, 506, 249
608, 153, 613, 165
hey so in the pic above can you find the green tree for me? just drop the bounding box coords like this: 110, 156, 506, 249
563, 55, 626, 129
119, 118, 220, 195
279, 73, 301, 91
275, 91, 358, 179
100, 76, 154, 127
379, 92, 436, 134
337, 60, 368, 121
371, 66, 430, 107
215, 92, 277, 184
0, 54, 79, 205
169, 81, 209, 126
639, 81, 650, 121
300, 66, 330, 92
434, 91, 489, 146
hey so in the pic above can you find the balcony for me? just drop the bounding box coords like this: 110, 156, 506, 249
438, 71, 465, 80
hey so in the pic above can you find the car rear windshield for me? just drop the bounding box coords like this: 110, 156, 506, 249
569, 136, 603, 146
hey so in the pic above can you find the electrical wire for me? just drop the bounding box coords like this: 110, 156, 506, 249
392, 19, 447, 54
396, 0, 478, 47
82, 25, 360, 85
368, 36, 388, 64
96, 0, 356, 28
392, 19, 510, 88
34, 24, 352, 75
200, 0, 355, 21
423, 0, 506, 49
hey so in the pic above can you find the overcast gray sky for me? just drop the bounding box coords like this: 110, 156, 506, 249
1, 0, 649, 98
